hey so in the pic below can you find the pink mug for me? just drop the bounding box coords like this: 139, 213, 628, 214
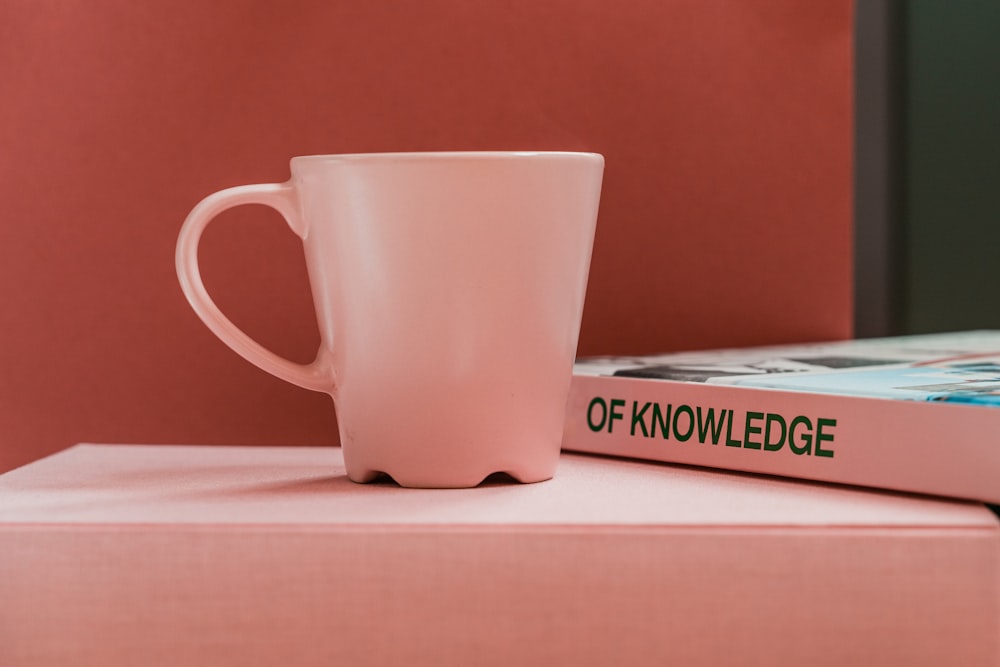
177, 152, 603, 488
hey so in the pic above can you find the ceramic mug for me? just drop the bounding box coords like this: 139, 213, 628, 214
176, 152, 603, 488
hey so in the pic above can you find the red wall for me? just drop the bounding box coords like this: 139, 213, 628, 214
0, 1, 853, 472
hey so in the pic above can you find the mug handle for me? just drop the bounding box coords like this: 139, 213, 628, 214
176, 183, 333, 394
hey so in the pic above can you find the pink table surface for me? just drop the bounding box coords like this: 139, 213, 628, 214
1, 444, 997, 667
1, 443, 993, 528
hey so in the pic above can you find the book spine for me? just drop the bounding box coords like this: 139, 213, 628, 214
563, 374, 1000, 504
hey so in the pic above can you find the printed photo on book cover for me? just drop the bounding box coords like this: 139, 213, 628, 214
574, 332, 1000, 405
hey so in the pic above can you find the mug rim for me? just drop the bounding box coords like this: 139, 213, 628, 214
291, 151, 603, 164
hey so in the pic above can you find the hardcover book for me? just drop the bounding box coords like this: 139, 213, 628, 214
564, 330, 1000, 504
1, 444, 997, 666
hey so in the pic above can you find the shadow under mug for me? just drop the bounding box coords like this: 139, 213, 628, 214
176, 152, 604, 488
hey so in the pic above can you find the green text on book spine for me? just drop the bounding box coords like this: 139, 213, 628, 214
585, 397, 835, 458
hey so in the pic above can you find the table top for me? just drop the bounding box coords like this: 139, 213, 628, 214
1, 444, 993, 530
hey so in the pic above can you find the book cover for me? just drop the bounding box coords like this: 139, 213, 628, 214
1, 444, 997, 666
564, 331, 1000, 504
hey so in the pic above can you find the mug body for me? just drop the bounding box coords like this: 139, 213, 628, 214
292, 152, 603, 487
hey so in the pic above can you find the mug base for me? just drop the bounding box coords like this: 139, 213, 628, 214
345, 466, 555, 489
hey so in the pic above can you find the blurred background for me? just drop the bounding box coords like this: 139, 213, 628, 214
2, 1, 998, 473
855, 0, 1000, 337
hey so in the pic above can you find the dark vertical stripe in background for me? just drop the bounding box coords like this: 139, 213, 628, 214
857, 1, 1000, 337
